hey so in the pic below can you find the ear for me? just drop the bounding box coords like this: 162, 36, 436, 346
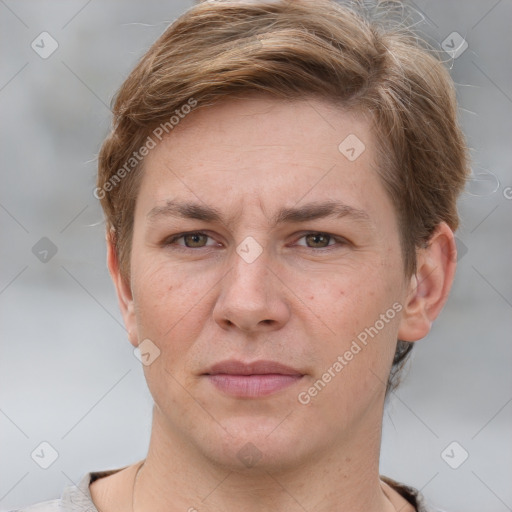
397, 222, 457, 342
106, 231, 138, 348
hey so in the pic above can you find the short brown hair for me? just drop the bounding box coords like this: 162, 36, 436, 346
97, 0, 470, 392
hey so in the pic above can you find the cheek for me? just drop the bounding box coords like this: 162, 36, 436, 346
300, 296, 400, 426
131, 259, 216, 400
131, 257, 209, 351
304, 260, 393, 332
307, 262, 402, 384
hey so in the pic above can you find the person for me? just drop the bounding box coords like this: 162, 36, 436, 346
13, 0, 469, 510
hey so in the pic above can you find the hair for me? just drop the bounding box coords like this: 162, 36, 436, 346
96, 0, 470, 393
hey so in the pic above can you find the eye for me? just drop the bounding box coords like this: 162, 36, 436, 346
294, 232, 346, 249
163, 231, 348, 251
165, 232, 218, 248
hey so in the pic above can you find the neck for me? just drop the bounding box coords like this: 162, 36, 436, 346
133, 406, 397, 512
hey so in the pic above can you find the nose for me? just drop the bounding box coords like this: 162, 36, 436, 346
212, 244, 291, 333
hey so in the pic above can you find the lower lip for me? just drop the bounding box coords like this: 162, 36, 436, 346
206, 374, 303, 398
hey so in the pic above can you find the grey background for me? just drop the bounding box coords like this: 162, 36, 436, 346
1, 1, 511, 511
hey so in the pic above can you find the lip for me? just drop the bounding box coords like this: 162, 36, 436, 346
203, 359, 304, 398
206, 359, 303, 376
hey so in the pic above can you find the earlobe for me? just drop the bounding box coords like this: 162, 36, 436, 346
397, 222, 457, 342
106, 231, 139, 348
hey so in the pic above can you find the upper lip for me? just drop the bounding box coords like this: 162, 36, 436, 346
204, 359, 303, 376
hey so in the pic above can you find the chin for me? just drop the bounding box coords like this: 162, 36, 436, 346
193, 415, 317, 474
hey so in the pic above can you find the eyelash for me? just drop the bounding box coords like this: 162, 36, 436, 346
163, 231, 349, 252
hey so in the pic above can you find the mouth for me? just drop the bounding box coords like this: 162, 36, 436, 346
203, 359, 304, 398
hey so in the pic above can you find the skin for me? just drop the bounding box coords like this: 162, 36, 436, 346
90, 95, 457, 512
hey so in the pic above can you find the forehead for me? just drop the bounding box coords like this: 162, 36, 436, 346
150, 95, 374, 168
135, 95, 392, 230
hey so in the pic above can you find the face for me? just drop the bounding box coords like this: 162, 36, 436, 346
114, 95, 419, 472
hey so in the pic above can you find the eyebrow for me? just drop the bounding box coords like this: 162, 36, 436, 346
146, 199, 373, 228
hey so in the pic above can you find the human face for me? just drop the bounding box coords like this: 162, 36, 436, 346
119, 95, 410, 471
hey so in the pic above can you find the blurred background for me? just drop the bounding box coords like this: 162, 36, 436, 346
0, 1, 511, 511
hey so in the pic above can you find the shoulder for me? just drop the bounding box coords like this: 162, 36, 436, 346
381, 475, 447, 512
7, 467, 126, 512
7, 499, 61, 512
